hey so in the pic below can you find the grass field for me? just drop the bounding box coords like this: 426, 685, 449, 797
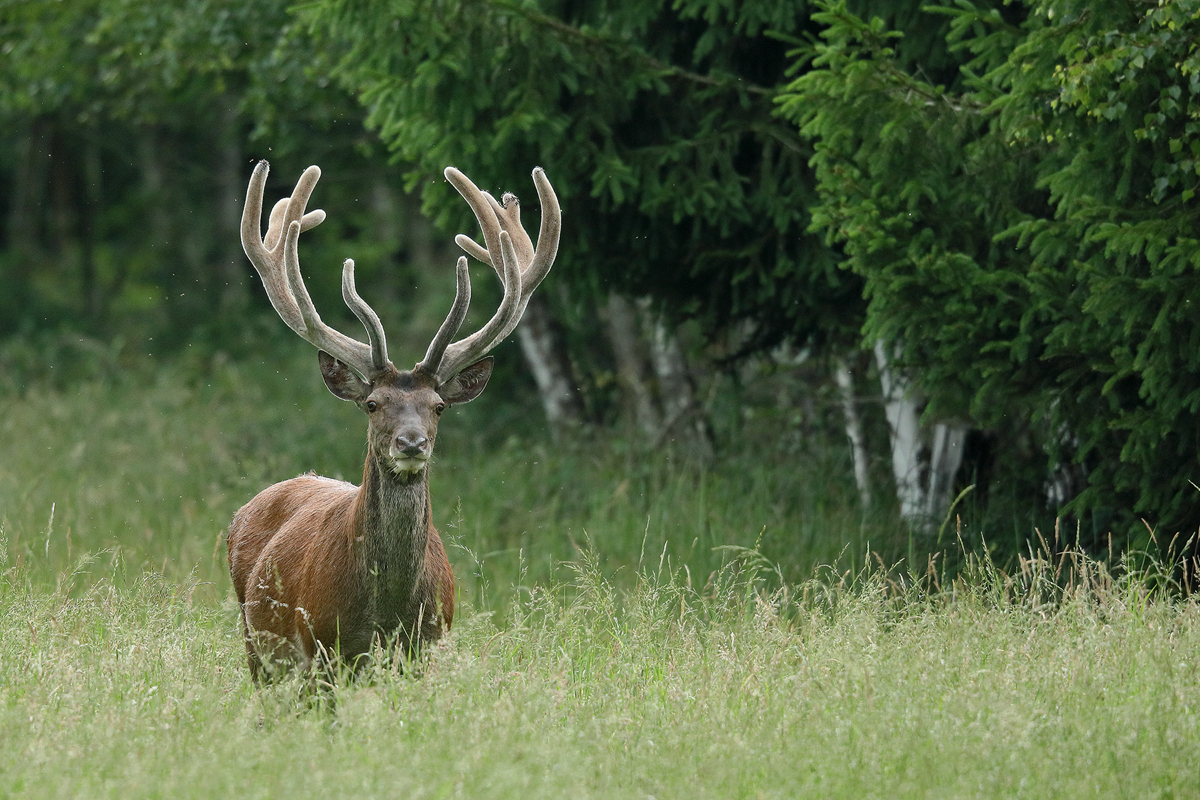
2, 348, 1199, 798
0, 342, 879, 599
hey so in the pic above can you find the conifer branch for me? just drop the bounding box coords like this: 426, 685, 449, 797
485, 0, 775, 97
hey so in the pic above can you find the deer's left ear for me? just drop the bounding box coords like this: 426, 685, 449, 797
438, 357, 493, 405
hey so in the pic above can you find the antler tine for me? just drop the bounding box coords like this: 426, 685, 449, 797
453, 233, 491, 266
416, 257, 472, 376
437, 167, 562, 380
491, 191, 536, 266
435, 231, 523, 382
342, 259, 389, 372
444, 167, 505, 275
280, 222, 382, 375
487, 167, 561, 345
446, 168, 560, 281
242, 162, 303, 332
451, 191, 535, 276
527, 167, 563, 289
241, 160, 384, 379
265, 197, 324, 251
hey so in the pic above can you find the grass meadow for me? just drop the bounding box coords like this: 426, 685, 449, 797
2, 344, 1199, 798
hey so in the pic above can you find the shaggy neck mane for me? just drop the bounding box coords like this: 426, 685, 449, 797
352, 453, 433, 618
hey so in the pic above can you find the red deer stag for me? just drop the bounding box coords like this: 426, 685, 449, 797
227, 160, 560, 681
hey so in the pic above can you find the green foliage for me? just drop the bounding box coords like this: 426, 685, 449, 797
999, 0, 1200, 534
2, 0, 264, 121
781, 0, 1200, 545
0, 0, 386, 346
781, 3, 1033, 419
304, 0, 863, 352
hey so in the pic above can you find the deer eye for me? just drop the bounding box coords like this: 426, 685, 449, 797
435, 402, 446, 416
365, 400, 378, 413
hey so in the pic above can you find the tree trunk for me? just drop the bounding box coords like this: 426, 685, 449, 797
602, 294, 713, 457
875, 341, 926, 525
5, 119, 49, 322
79, 134, 103, 322
924, 421, 967, 524
834, 356, 872, 509
48, 127, 76, 259
368, 178, 403, 308
874, 341, 967, 530
7, 118, 48, 256
138, 127, 173, 309
642, 300, 713, 460
604, 293, 662, 439
138, 128, 170, 250
516, 293, 584, 440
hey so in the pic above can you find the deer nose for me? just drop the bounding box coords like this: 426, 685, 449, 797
395, 433, 428, 458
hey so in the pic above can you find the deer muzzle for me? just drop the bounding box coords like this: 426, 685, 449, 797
388, 432, 430, 474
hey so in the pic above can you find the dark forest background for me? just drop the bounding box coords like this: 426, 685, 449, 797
5, 0, 1200, 566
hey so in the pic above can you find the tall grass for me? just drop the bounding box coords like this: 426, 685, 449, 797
0, 344, 883, 604
5, 351, 1197, 797
1, 538, 1197, 798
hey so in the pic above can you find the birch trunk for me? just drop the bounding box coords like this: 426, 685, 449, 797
873, 341, 967, 529
924, 422, 967, 524
875, 341, 926, 524
643, 301, 713, 460
7, 119, 47, 257
605, 293, 662, 439
138, 129, 170, 256
516, 293, 584, 440
80, 135, 102, 322
834, 357, 872, 509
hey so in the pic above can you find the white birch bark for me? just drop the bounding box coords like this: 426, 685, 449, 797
516, 294, 584, 440
605, 293, 662, 439
875, 341, 926, 524
874, 341, 967, 529
643, 301, 714, 460
834, 357, 872, 509
924, 422, 967, 523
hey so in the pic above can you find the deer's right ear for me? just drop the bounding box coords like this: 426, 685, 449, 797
319, 350, 370, 402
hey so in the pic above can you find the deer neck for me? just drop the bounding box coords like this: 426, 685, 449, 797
353, 454, 432, 616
